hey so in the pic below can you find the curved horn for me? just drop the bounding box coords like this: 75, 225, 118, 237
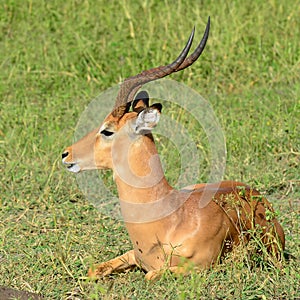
112, 17, 210, 118
175, 17, 210, 72
112, 27, 194, 117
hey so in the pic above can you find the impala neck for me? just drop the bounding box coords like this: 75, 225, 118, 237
113, 134, 173, 204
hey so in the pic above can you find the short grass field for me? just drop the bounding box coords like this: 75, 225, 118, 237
0, 0, 299, 299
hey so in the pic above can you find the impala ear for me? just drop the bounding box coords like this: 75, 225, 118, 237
132, 91, 149, 112
134, 106, 161, 134
150, 103, 162, 113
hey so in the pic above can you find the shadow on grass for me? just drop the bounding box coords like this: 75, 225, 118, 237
0, 286, 43, 300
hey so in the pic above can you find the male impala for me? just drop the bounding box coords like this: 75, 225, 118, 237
62, 18, 285, 280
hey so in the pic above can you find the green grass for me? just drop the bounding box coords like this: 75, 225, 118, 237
0, 0, 299, 299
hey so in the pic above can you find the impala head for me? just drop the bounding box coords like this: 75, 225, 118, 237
62, 91, 163, 173
62, 18, 210, 175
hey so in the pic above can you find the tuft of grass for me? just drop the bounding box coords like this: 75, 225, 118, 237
0, 0, 299, 299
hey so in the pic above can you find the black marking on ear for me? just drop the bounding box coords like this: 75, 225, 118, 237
133, 106, 145, 114
132, 90, 149, 112
150, 103, 162, 113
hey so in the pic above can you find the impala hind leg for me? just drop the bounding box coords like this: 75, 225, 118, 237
88, 250, 137, 278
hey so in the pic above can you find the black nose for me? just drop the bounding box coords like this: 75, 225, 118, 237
62, 152, 69, 159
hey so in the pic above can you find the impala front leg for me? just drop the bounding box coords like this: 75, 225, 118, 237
88, 250, 137, 278
145, 265, 191, 280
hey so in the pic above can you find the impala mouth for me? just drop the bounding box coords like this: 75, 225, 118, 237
63, 161, 81, 173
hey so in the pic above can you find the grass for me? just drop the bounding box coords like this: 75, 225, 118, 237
0, 0, 299, 299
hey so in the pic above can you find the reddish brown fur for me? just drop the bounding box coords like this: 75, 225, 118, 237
62, 22, 284, 279
63, 111, 285, 280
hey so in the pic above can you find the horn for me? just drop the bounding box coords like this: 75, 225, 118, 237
112, 17, 210, 118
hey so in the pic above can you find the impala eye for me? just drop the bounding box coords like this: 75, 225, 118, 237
100, 129, 114, 137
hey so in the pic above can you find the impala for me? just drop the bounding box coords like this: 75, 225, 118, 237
62, 18, 285, 280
